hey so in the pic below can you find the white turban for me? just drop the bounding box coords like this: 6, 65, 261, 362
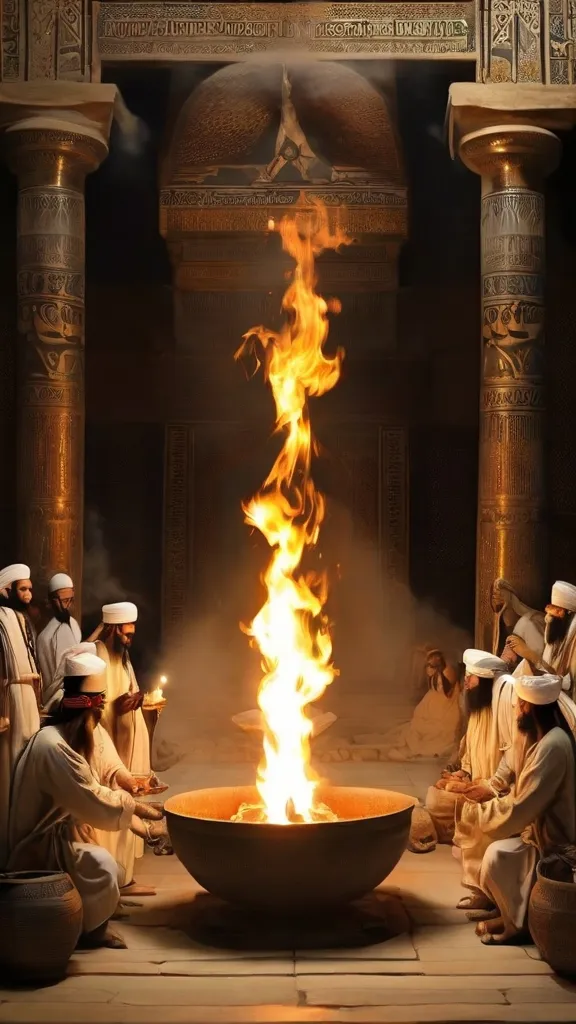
551, 581, 576, 613
513, 673, 562, 706
102, 601, 138, 625
0, 563, 30, 591
49, 573, 73, 593
64, 652, 106, 681
55, 642, 97, 684
463, 648, 508, 679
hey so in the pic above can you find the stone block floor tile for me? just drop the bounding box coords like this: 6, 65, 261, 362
0, 976, 299, 1006
2, 762, 576, 1024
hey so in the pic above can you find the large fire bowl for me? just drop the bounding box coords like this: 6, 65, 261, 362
164, 785, 415, 913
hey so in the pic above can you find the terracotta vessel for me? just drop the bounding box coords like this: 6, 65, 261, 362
165, 784, 415, 913
0, 871, 83, 984
529, 865, 576, 975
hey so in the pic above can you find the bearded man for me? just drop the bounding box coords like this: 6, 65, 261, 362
37, 573, 82, 708
423, 650, 508, 852
0, 563, 41, 866
87, 602, 161, 896
508, 581, 576, 697
491, 578, 545, 669
8, 649, 163, 948
460, 674, 576, 945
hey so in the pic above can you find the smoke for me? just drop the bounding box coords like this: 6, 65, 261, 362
112, 91, 151, 157
155, 500, 471, 750
82, 508, 127, 615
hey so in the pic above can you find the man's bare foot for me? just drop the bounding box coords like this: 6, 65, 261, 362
78, 923, 127, 949
121, 882, 156, 897
457, 893, 494, 911
475, 916, 523, 944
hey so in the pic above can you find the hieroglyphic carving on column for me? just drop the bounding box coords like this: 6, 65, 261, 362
16, 183, 86, 589
477, 187, 546, 649
1, 0, 25, 80
481, 0, 544, 82
26, 0, 89, 80
162, 423, 193, 644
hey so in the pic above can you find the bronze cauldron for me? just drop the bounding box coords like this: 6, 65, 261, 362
165, 784, 415, 913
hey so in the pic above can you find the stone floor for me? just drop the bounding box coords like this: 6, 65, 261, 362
2, 758, 576, 1024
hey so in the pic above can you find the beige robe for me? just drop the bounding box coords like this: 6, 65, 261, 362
38, 616, 82, 708
384, 674, 462, 760
8, 724, 135, 933
426, 676, 507, 843
0, 607, 41, 867
88, 641, 150, 887
473, 727, 576, 930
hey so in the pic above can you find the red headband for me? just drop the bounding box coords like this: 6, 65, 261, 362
61, 693, 105, 710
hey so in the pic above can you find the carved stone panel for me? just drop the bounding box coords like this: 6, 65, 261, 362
24, 0, 89, 80
1, 0, 24, 80
481, 0, 544, 83
96, 1, 478, 64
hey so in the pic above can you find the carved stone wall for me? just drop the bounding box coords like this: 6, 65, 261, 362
1, 0, 90, 81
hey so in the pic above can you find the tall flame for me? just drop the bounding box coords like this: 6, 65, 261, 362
234, 204, 349, 825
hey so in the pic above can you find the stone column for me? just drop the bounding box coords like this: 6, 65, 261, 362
458, 125, 560, 649
1, 84, 116, 607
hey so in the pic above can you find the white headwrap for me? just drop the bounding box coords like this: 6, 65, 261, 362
0, 563, 30, 592
513, 673, 562, 706
54, 642, 98, 688
64, 652, 106, 681
49, 573, 73, 593
102, 602, 138, 625
464, 648, 508, 679
551, 581, 576, 613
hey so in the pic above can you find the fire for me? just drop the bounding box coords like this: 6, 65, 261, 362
234, 204, 349, 825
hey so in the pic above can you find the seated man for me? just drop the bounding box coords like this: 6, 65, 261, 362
7, 649, 163, 948
421, 649, 508, 851
384, 647, 462, 763
460, 673, 576, 944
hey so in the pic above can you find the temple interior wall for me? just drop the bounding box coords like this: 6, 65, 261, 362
0, 61, 575, 698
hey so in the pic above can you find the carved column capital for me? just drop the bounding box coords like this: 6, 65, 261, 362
459, 125, 561, 193
4, 121, 108, 189
0, 82, 116, 185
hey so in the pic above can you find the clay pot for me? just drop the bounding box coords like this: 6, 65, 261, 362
0, 871, 83, 984
529, 865, 576, 975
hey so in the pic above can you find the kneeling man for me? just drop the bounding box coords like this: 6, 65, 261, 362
461, 673, 576, 944
7, 649, 162, 948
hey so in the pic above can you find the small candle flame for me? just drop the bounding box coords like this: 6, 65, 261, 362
268, 218, 275, 232
145, 674, 168, 706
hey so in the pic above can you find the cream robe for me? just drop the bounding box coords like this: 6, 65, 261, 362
383, 675, 462, 760
0, 607, 41, 867
7, 724, 135, 933
38, 616, 82, 708
88, 641, 150, 887
426, 689, 503, 843
470, 727, 575, 931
